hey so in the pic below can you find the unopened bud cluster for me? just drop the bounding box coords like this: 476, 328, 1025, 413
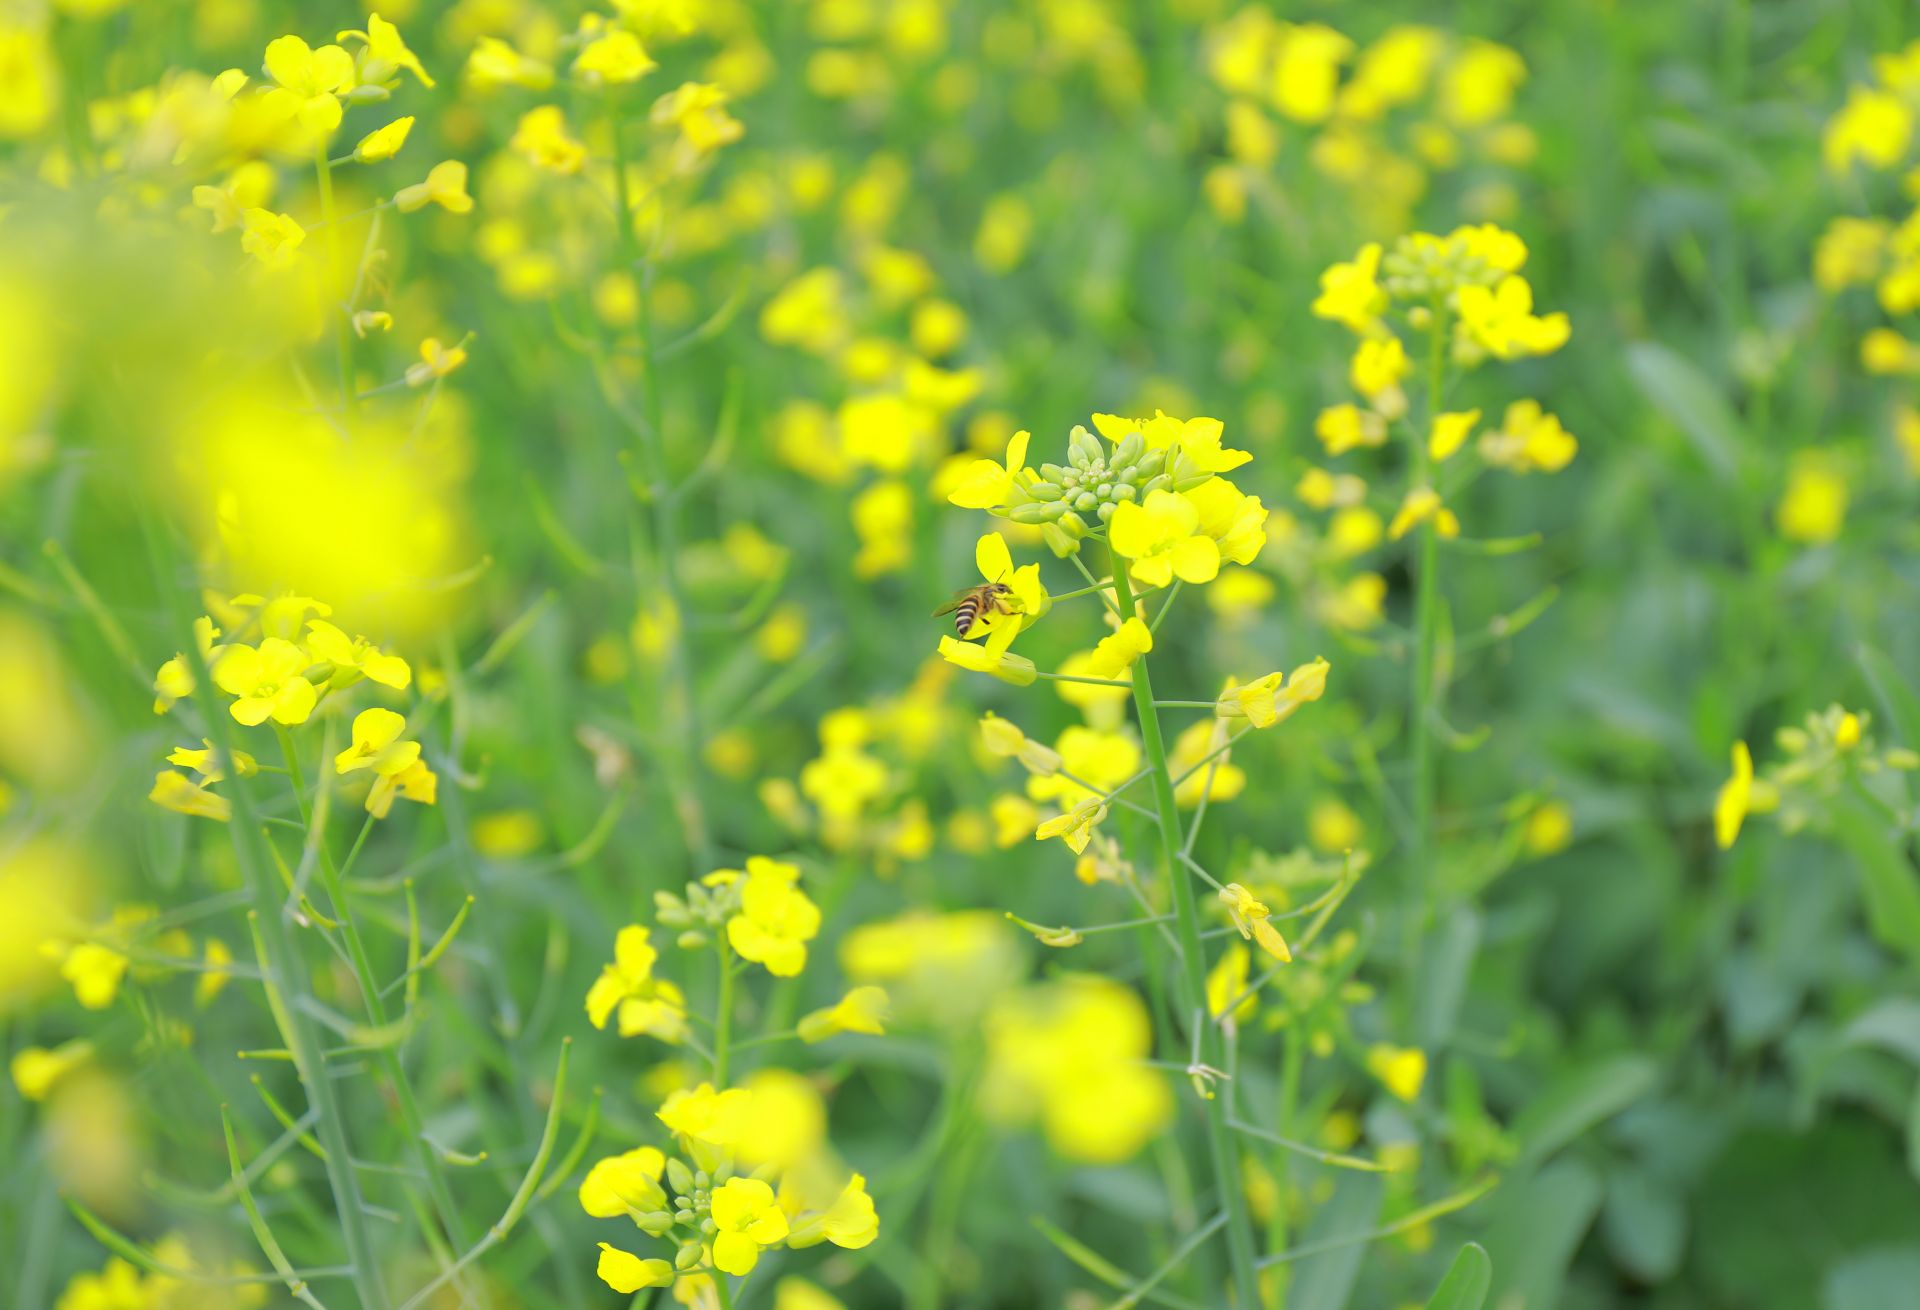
653, 880, 742, 951
1003, 425, 1217, 548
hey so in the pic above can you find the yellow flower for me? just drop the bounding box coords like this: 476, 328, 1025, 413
1350, 335, 1409, 399
948, 429, 1031, 509
1815, 217, 1890, 291
980, 712, 1062, 775
798, 985, 890, 1043
10, 1040, 91, 1101
1524, 801, 1573, 856
1428, 409, 1480, 462
587, 926, 688, 1041
197, 938, 234, 1007
595, 1243, 674, 1294
1388, 487, 1460, 541
962, 532, 1047, 637
340, 14, 434, 88
1310, 796, 1364, 852
652, 82, 744, 154
1776, 455, 1847, 543
307, 620, 411, 688
1035, 797, 1107, 855
710, 1177, 789, 1275
1272, 23, 1354, 123
1216, 657, 1330, 729
1862, 328, 1920, 374
1825, 85, 1913, 173
1109, 489, 1220, 589
212, 638, 317, 725
785, 1172, 879, 1250
54, 941, 128, 1009
406, 336, 468, 386
937, 620, 1035, 685
352, 116, 413, 163
1312, 242, 1385, 332
727, 858, 821, 977
367, 759, 437, 818
467, 37, 554, 90
1092, 412, 1252, 474
165, 740, 257, 781
980, 976, 1171, 1163
239, 208, 305, 269
1184, 477, 1268, 566
1208, 942, 1255, 1021
1455, 276, 1570, 358
335, 708, 420, 777
575, 29, 656, 85
1715, 741, 1752, 849
1219, 883, 1292, 962
262, 34, 354, 135
1439, 39, 1525, 125
395, 160, 473, 214
579, 1147, 667, 1217
657, 1082, 753, 1146
149, 770, 231, 822
1315, 403, 1387, 455
1479, 400, 1577, 473
510, 105, 588, 174
1366, 1044, 1427, 1101
1085, 616, 1153, 681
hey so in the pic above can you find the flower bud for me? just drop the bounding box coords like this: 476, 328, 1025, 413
667, 1158, 695, 1194
638, 1211, 676, 1235
1039, 463, 1068, 483
1112, 430, 1145, 467
676, 930, 708, 949
1069, 426, 1103, 468
1027, 482, 1064, 502
674, 1242, 704, 1271
345, 83, 393, 104
1009, 501, 1062, 524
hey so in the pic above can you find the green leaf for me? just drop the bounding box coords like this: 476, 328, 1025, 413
1601, 1164, 1686, 1283
1830, 794, 1920, 964
1624, 341, 1744, 479
1822, 1246, 1920, 1310
1857, 643, 1920, 753
1423, 1242, 1492, 1310
1487, 1158, 1604, 1310
1417, 904, 1480, 1049
1289, 1173, 1386, 1310
1511, 1054, 1659, 1169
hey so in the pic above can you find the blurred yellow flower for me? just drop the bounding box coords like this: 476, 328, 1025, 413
1366, 1044, 1427, 1101
727, 858, 821, 977
798, 985, 890, 1042
352, 115, 414, 162
395, 160, 473, 213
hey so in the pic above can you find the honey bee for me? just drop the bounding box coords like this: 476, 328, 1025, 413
933, 581, 1013, 637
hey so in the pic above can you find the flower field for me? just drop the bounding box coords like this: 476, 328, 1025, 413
4, 2, 1920, 1308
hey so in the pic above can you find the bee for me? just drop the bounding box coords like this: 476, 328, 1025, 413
933, 581, 1014, 637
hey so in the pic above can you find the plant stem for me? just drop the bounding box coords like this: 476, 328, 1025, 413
1407, 310, 1447, 980
1108, 552, 1264, 1310
713, 936, 735, 1087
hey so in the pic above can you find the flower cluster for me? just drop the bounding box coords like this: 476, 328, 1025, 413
1203, 16, 1537, 230
145, 594, 434, 824
1715, 706, 1918, 849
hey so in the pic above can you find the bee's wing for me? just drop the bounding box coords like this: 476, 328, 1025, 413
930, 592, 969, 618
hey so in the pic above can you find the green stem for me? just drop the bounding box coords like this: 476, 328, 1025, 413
1108, 551, 1264, 1310
315, 146, 358, 423
1407, 310, 1447, 981
713, 937, 735, 1087
272, 724, 483, 1303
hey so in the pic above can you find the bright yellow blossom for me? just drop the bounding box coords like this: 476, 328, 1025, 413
727, 858, 821, 977
212, 638, 317, 725
262, 35, 354, 135
596, 1244, 674, 1294
1110, 489, 1220, 589
335, 708, 420, 777
307, 620, 411, 688
352, 116, 413, 163
148, 770, 231, 822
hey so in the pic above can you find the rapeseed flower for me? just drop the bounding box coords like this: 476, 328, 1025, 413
725, 858, 821, 977
212, 638, 317, 725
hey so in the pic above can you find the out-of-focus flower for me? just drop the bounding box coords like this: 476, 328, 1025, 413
725, 858, 821, 977
798, 986, 890, 1043
352, 116, 413, 162
395, 161, 473, 213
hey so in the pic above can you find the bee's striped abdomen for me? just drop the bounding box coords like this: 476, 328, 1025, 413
954, 599, 980, 635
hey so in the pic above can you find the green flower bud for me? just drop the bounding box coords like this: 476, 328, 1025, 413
676, 930, 708, 950
1009, 501, 1060, 524
1027, 482, 1064, 502
1113, 483, 1137, 501
1135, 449, 1166, 479
1113, 431, 1144, 467
667, 1158, 695, 1195
1073, 491, 1097, 512
1096, 501, 1114, 522
1069, 426, 1103, 468
675, 1208, 696, 1224
638, 1211, 676, 1236
345, 83, 393, 104
700, 1218, 718, 1238
674, 1242, 704, 1272
1142, 474, 1172, 495
1041, 523, 1081, 558
1040, 463, 1068, 483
